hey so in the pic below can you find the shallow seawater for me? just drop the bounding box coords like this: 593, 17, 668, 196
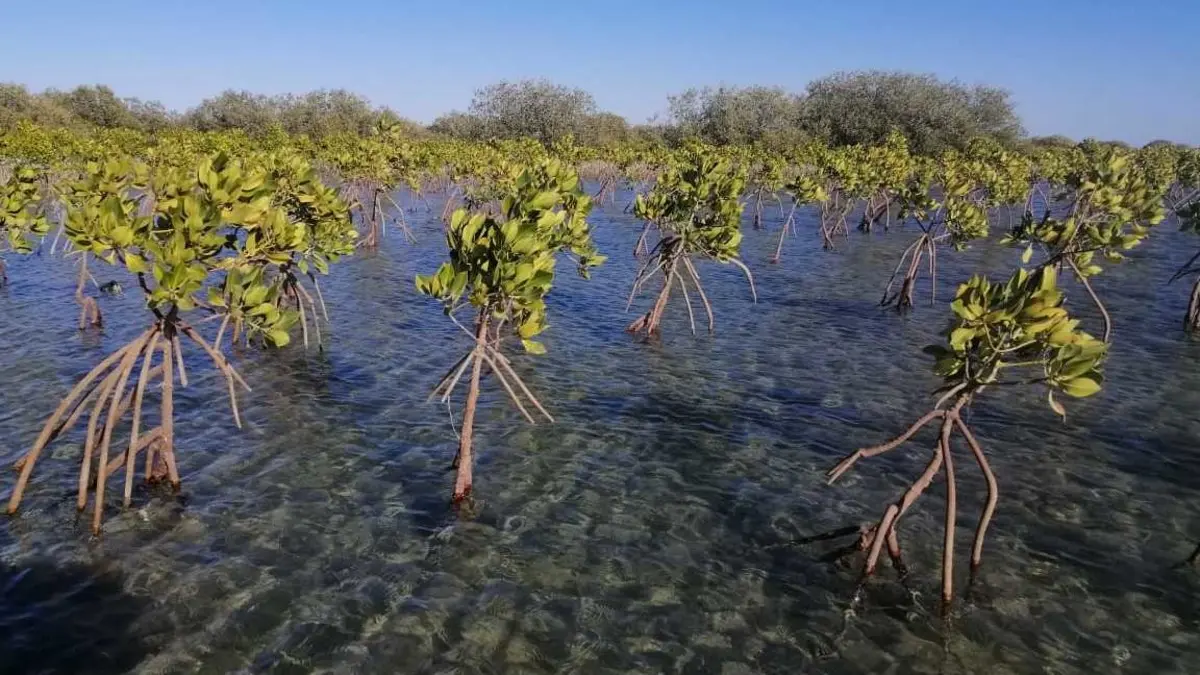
2, 189, 1200, 674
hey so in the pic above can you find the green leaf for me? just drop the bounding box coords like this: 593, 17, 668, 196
124, 252, 146, 274
1021, 245, 1033, 264
267, 329, 291, 347
518, 320, 540, 338
206, 287, 227, 307
521, 339, 546, 355
1061, 375, 1101, 398
243, 284, 269, 306
530, 191, 559, 210
949, 327, 975, 350
111, 225, 134, 247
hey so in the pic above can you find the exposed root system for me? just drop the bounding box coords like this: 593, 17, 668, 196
826, 391, 998, 610
626, 236, 754, 338
7, 318, 250, 533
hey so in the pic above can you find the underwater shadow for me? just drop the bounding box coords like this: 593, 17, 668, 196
0, 559, 151, 675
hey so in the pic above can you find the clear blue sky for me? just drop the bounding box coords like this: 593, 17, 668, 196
2, 0, 1196, 144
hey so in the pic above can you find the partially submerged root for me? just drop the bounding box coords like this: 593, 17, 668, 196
7, 318, 250, 533
826, 392, 998, 609
283, 273, 328, 350
797, 523, 908, 575
819, 194, 854, 250
880, 231, 940, 310
432, 308, 555, 504
626, 238, 753, 339
858, 195, 892, 233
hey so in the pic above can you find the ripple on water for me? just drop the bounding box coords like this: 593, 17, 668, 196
2, 192, 1200, 673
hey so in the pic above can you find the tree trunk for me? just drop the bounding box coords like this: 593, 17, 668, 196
454, 311, 489, 502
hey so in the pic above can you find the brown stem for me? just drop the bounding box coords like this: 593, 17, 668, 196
454, 311, 489, 502
628, 268, 674, 337
880, 235, 923, 306
1186, 279, 1200, 332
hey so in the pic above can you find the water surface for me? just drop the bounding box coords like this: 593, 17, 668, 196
2, 190, 1199, 674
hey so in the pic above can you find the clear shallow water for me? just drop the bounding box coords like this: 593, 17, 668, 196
1, 190, 1199, 674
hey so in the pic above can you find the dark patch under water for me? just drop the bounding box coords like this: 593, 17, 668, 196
1, 188, 1199, 674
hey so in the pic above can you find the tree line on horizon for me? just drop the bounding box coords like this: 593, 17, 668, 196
0, 72, 1182, 155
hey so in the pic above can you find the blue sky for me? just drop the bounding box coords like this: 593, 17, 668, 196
2, 0, 1196, 144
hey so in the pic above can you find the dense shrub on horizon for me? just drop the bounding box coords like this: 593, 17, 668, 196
800, 71, 1025, 154
2, 73, 1187, 153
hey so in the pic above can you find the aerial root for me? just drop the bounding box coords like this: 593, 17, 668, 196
681, 258, 715, 333
180, 324, 250, 429
769, 202, 798, 264
434, 338, 553, 427
676, 269, 697, 335
627, 277, 673, 337
954, 415, 997, 569
1067, 257, 1112, 343
627, 244, 746, 338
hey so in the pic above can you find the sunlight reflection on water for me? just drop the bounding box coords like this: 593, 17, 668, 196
1, 187, 1199, 673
